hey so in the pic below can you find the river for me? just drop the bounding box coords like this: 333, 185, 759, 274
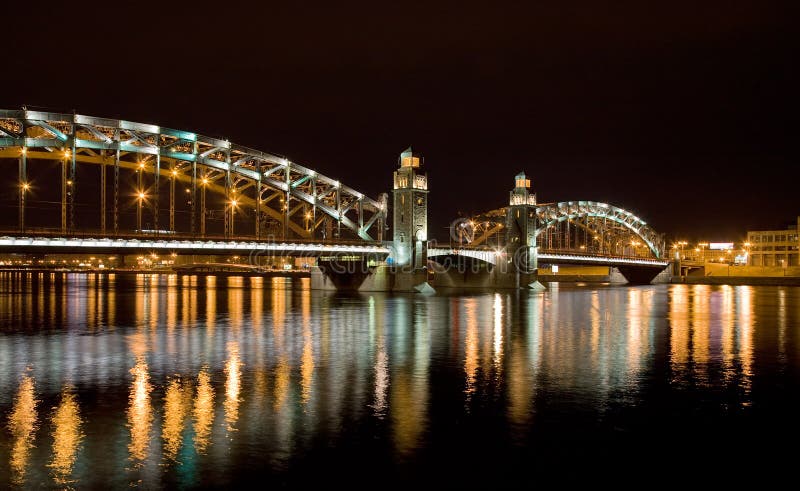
0, 273, 798, 487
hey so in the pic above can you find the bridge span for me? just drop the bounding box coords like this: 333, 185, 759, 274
0, 109, 672, 290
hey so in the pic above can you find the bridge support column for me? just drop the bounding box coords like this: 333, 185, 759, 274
256, 172, 262, 238
284, 167, 291, 240
61, 151, 68, 233
169, 165, 176, 232
190, 146, 197, 236
200, 171, 207, 237
153, 153, 160, 233
100, 150, 106, 233
69, 137, 76, 232
113, 144, 120, 235
18, 149, 26, 232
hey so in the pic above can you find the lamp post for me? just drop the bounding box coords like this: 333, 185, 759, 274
228, 198, 238, 237
19, 182, 29, 232
678, 240, 688, 259
743, 242, 751, 266
137, 191, 146, 233
200, 176, 208, 237
698, 242, 708, 262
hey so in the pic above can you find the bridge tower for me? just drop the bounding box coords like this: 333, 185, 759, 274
505, 171, 538, 274
392, 147, 428, 269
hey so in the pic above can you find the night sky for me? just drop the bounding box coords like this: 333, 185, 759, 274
3, 1, 796, 241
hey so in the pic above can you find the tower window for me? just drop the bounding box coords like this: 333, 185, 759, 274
401, 156, 420, 168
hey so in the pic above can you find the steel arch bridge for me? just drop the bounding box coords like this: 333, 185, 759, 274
455, 201, 665, 260
0, 108, 386, 241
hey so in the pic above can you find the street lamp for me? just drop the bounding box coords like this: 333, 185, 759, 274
137, 191, 147, 232
200, 177, 209, 236
698, 242, 708, 262
228, 198, 239, 236
743, 242, 751, 266
678, 240, 688, 259
630, 240, 641, 257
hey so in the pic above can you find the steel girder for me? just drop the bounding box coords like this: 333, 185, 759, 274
468, 200, 664, 259
0, 109, 387, 241
534, 201, 663, 258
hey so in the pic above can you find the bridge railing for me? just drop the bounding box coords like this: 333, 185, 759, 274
538, 247, 662, 261
0, 228, 381, 245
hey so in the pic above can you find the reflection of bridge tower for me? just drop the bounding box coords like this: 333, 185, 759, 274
392, 147, 428, 269
505, 172, 538, 273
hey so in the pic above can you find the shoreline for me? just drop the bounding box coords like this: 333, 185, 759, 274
4, 269, 800, 287
0, 268, 310, 278
670, 276, 800, 286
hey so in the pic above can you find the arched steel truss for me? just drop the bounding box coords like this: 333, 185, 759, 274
0, 109, 387, 241
536, 201, 663, 258
469, 201, 664, 259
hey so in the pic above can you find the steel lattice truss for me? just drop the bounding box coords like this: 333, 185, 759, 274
536, 201, 663, 258
0, 109, 387, 241
469, 201, 664, 259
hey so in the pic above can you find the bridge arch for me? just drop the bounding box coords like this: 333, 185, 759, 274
0, 109, 386, 240
535, 201, 663, 258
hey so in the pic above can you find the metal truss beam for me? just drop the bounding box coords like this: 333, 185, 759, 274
0, 109, 386, 241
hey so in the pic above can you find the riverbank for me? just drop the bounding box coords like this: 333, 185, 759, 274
671, 276, 800, 286
0, 268, 310, 278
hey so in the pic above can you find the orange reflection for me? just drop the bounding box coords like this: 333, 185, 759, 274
464, 299, 478, 398
228, 277, 244, 331
224, 342, 242, 432
8, 373, 38, 485
272, 284, 289, 411
391, 302, 430, 456
127, 356, 153, 465
300, 290, 314, 406
206, 278, 217, 334
626, 289, 653, 376
49, 388, 83, 485
193, 367, 215, 454
493, 294, 504, 371
162, 377, 192, 462
274, 357, 290, 411
669, 285, 690, 368
691, 285, 711, 383
737, 286, 754, 398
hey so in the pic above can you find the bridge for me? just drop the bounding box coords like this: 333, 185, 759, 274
0, 109, 670, 289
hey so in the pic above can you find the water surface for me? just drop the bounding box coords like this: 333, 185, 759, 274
1, 273, 798, 487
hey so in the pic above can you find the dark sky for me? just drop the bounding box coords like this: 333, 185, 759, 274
4, 1, 796, 241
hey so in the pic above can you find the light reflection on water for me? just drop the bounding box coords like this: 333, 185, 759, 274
1, 273, 799, 486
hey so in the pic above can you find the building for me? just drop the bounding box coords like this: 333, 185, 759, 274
746, 217, 800, 267
391, 147, 428, 268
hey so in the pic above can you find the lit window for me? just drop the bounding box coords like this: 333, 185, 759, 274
401, 156, 420, 168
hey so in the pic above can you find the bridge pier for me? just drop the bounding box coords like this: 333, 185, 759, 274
311, 147, 434, 293
310, 264, 431, 292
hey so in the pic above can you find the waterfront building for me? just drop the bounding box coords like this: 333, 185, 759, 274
746, 217, 800, 267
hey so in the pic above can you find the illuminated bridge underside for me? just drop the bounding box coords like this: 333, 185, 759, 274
0, 109, 386, 240
0, 236, 389, 256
